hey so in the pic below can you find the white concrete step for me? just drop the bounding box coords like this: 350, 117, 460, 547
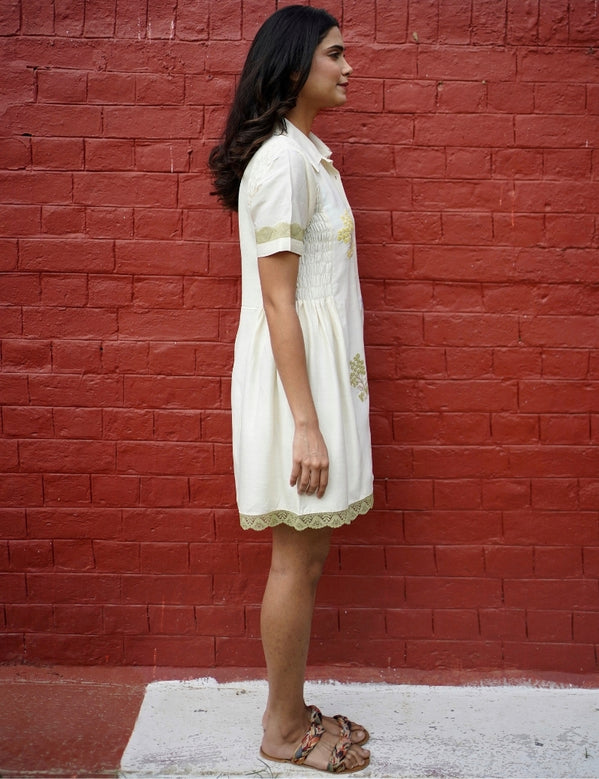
121, 678, 599, 778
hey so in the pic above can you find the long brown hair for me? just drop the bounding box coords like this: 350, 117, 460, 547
208, 5, 338, 211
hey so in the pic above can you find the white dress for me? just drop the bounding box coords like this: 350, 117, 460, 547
232, 119, 373, 531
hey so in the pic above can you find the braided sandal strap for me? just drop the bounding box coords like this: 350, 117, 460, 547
292, 721, 326, 765
328, 734, 353, 773
332, 714, 352, 738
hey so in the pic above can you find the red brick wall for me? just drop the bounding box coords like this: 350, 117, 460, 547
1, 0, 598, 673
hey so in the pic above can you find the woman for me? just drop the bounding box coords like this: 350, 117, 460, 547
209, 5, 373, 774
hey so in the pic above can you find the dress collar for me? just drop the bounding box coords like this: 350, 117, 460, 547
279, 118, 333, 172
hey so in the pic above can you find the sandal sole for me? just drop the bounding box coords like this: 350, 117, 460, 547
260, 748, 370, 774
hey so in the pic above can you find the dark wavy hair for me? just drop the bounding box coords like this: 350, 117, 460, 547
208, 5, 339, 211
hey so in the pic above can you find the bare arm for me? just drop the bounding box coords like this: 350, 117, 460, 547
258, 251, 329, 498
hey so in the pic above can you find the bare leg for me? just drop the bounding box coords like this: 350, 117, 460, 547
260, 523, 369, 771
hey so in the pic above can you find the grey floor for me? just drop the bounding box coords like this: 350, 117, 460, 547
120, 678, 599, 778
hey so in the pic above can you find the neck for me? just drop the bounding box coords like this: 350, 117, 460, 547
285, 101, 317, 137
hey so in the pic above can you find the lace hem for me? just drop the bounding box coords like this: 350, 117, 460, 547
240, 493, 374, 532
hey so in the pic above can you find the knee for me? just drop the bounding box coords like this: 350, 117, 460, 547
270, 552, 326, 586
270, 526, 332, 585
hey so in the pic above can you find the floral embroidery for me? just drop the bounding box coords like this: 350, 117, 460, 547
255, 222, 304, 245
337, 210, 354, 258
349, 353, 368, 401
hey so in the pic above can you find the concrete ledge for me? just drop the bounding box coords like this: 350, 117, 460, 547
121, 678, 599, 778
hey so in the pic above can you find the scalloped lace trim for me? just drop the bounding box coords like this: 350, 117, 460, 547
240, 493, 373, 532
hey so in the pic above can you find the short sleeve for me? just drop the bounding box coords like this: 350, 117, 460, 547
247, 144, 315, 257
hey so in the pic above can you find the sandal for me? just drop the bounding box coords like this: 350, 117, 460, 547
260, 720, 370, 774
309, 704, 370, 747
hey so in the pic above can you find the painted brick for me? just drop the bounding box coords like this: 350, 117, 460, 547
135, 74, 185, 105
534, 547, 584, 578
531, 479, 579, 510
122, 575, 212, 606
135, 141, 192, 172
503, 642, 596, 674
434, 480, 482, 509
53, 408, 103, 438
415, 114, 513, 147
543, 149, 592, 179
579, 480, 599, 511
26, 573, 121, 605
573, 612, 599, 643
1, 0, 598, 676
435, 546, 485, 576
434, 609, 480, 639
0, 273, 41, 306
406, 639, 503, 670
92, 476, 140, 507
103, 605, 148, 635
43, 475, 91, 506
24, 634, 124, 665
123, 636, 214, 666
54, 605, 103, 634
32, 138, 84, 170
94, 541, 140, 573
504, 510, 598, 546
406, 577, 502, 609
215, 637, 264, 667
190, 543, 239, 574
26, 509, 121, 541
8, 540, 53, 570
148, 605, 196, 634
122, 509, 215, 543
484, 546, 534, 578
482, 479, 530, 509
339, 608, 385, 637
504, 579, 598, 610
311, 606, 343, 640
5, 604, 54, 633
20, 239, 113, 273
3, 407, 53, 439
37, 69, 87, 103
86, 207, 134, 239
140, 541, 190, 572
479, 608, 527, 641
42, 205, 86, 235
386, 608, 433, 639
309, 637, 406, 668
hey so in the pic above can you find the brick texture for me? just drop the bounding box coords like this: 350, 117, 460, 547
1, 0, 598, 673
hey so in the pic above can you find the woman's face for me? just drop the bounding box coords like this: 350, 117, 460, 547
297, 26, 353, 114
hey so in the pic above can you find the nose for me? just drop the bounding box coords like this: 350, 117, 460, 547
342, 56, 353, 76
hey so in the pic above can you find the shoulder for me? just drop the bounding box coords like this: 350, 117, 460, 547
246, 132, 310, 182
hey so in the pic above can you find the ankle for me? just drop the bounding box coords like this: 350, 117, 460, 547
263, 709, 309, 745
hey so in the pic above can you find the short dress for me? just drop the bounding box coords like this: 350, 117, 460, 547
232, 119, 373, 531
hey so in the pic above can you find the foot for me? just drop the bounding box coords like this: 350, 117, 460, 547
261, 718, 370, 774
307, 704, 369, 746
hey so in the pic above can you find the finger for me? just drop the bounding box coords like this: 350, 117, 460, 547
290, 459, 301, 487
306, 471, 319, 495
298, 459, 313, 494
299, 470, 311, 494
316, 466, 329, 498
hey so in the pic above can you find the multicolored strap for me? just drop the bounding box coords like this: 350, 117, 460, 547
328, 733, 353, 772
303, 707, 354, 772
292, 720, 325, 765
332, 714, 352, 738
309, 705, 353, 740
